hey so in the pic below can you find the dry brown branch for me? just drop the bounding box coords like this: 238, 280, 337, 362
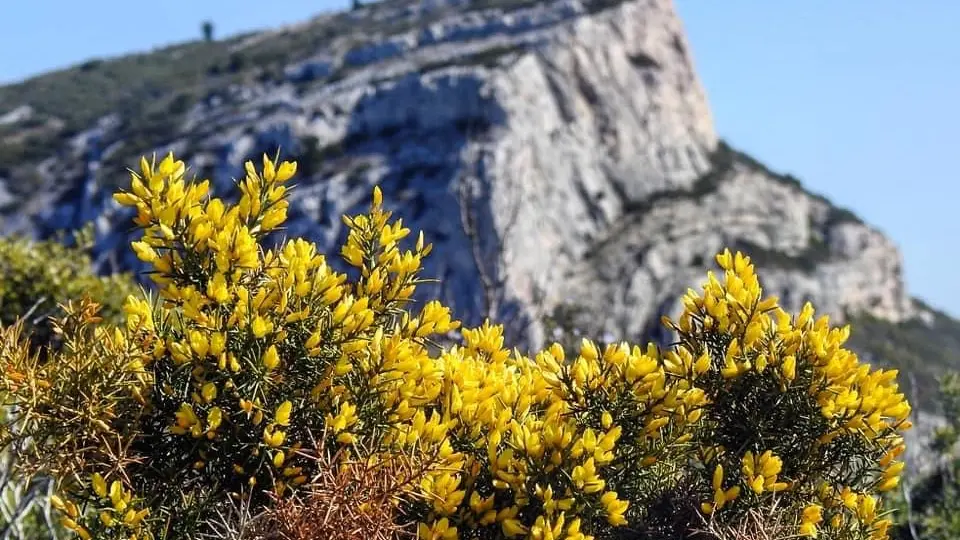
691, 500, 799, 540
245, 431, 438, 540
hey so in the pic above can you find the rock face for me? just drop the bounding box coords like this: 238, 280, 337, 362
562, 152, 920, 345
0, 0, 939, 356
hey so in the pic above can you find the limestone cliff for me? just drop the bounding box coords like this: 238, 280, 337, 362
0, 0, 953, 419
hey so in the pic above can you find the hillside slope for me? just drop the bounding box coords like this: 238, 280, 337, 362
0, 0, 957, 417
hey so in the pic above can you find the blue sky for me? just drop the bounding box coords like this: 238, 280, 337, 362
1, 0, 958, 316
673, 0, 960, 318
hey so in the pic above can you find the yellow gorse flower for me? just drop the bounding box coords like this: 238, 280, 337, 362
742, 450, 788, 494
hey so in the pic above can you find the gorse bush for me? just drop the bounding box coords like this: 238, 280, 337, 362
657, 273, 910, 540
0, 152, 913, 540
0, 234, 137, 537
0, 233, 135, 539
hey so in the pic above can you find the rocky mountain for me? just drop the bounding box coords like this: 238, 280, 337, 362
1, 0, 958, 426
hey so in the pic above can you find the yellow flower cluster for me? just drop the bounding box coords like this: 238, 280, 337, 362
51, 475, 151, 540
3, 152, 912, 540
702, 464, 742, 514
742, 450, 788, 494
411, 325, 695, 539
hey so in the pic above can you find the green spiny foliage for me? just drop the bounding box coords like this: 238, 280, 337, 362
0, 228, 137, 538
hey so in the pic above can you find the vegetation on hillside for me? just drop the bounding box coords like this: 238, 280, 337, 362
887, 371, 960, 540
587, 140, 862, 268
846, 304, 960, 413
0, 227, 137, 347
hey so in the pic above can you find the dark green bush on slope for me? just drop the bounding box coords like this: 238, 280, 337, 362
891, 372, 960, 540
846, 303, 960, 413
0, 230, 137, 347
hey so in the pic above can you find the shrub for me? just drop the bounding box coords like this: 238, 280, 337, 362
0, 229, 137, 348
0, 231, 137, 540
845, 307, 960, 413
889, 372, 960, 540
0, 152, 912, 540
